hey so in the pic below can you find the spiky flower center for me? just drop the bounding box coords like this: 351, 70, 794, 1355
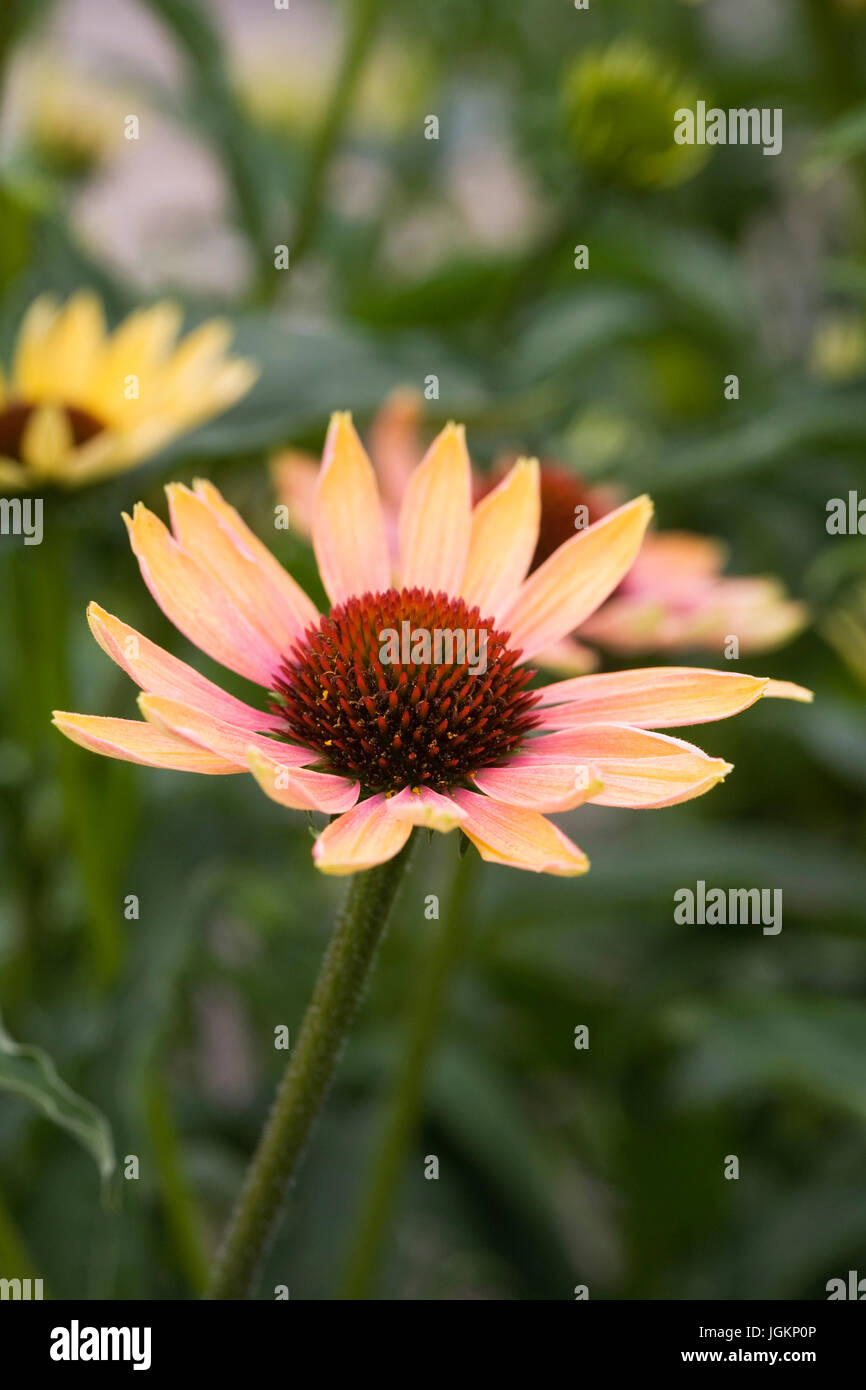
274, 588, 540, 793
0, 401, 104, 464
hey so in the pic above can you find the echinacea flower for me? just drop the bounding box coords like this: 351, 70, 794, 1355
0, 292, 257, 490
272, 393, 808, 673
526, 465, 808, 668
54, 412, 810, 878
561, 39, 710, 191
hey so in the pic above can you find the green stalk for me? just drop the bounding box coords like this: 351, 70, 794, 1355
206, 836, 415, 1300
339, 847, 475, 1299
0, 1180, 41, 1289
144, 1073, 209, 1295
7, 530, 124, 985
40, 528, 125, 984
144, 0, 275, 298
289, 0, 386, 273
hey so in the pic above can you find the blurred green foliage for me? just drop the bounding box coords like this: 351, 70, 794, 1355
0, 0, 864, 1300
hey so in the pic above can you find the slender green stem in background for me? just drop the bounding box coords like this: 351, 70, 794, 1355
128, 870, 232, 1296
8, 532, 124, 986
289, 0, 386, 274
144, 0, 276, 299
801, 0, 866, 217
144, 1073, 209, 1296
0, 2, 32, 97
39, 530, 125, 985
339, 847, 475, 1300
0, 1180, 42, 1289
206, 837, 415, 1300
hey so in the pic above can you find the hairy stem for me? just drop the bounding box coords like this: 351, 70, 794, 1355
206, 836, 414, 1299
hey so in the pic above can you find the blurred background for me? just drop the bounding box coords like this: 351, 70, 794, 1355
0, 0, 864, 1301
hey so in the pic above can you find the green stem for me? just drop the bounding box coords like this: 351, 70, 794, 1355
144, 1072, 209, 1295
289, 0, 386, 275
0, 1180, 42, 1289
40, 528, 125, 984
144, 0, 275, 299
205, 836, 415, 1300
801, 0, 866, 218
339, 847, 475, 1300
7, 533, 124, 986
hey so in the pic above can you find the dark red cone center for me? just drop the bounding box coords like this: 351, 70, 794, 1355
273, 587, 540, 793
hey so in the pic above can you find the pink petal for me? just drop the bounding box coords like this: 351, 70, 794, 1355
385, 785, 466, 830
124, 503, 282, 687
502, 495, 653, 660
190, 479, 319, 634
451, 788, 589, 875
247, 746, 359, 813
535, 667, 784, 729
368, 387, 423, 514
764, 679, 812, 703
470, 760, 603, 812
398, 422, 471, 593
270, 450, 319, 539
623, 531, 727, 598
52, 712, 237, 774
87, 603, 275, 731
461, 458, 540, 620
532, 636, 600, 674
312, 412, 391, 603
166, 483, 309, 662
578, 596, 670, 651
312, 794, 413, 875
522, 725, 732, 808
138, 694, 314, 769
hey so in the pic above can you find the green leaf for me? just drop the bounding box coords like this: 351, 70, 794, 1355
0, 1011, 115, 1187
427, 1044, 590, 1292
627, 391, 866, 492
665, 998, 866, 1120
804, 104, 866, 181
591, 212, 752, 341
504, 287, 658, 385
348, 254, 523, 328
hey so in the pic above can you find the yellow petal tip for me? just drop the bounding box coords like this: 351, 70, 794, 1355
765, 679, 813, 704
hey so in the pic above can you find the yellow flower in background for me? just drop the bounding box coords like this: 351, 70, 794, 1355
23, 61, 125, 178
562, 39, 710, 191
0, 292, 257, 490
809, 312, 866, 384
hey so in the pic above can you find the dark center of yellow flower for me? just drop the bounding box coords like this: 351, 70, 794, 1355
273, 587, 539, 793
0, 401, 105, 465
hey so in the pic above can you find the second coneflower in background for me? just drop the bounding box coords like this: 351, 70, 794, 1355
271, 392, 807, 673
0, 292, 257, 490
